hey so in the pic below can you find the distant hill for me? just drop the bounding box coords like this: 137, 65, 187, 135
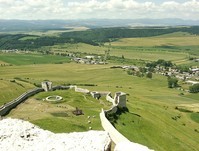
0, 18, 199, 32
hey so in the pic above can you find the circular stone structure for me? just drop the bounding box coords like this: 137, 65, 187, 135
46, 95, 63, 102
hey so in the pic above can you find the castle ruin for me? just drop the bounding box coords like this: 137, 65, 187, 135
41, 81, 52, 91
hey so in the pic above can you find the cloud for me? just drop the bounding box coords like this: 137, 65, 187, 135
0, 0, 198, 20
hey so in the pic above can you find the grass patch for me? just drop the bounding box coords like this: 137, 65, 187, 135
190, 113, 199, 123
32, 118, 87, 133
7, 89, 111, 133
111, 33, 199, 47
175, 107, 193, 113
19, 36, 39, 41
0, 79, 34, 105
0, 53, 70, 65
50, 112, 69, 117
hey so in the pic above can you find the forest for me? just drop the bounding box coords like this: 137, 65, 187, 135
0, 26, 199, 50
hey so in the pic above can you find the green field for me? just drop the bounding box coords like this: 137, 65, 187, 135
0, 62, 198, 150
111, 32, 199, 47
0, 53, 70, 65
44, 32, 199, 64
0, 31, 199, 151
19, 36, 39, 41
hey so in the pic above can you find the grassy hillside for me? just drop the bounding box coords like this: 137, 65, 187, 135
0, 62, 198, 151
108, 32, 199, 65
0, 29, 198, 150
45, 32, 198, 63
0, 79, 34, 106
8, 89, 111, 133
111, 32, 199, 47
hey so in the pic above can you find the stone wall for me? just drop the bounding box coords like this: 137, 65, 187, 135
41, 81, 52, 91
100, 109, 129, 144
114, 92, 126, 108
52, 85, 71, 91
106, 93, 115, 105
0, 88, 44, 116
100, 92, 153, 151
75, 86, 90, 94
90, 91, 101, 99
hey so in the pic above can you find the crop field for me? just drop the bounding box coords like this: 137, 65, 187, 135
108, 32, 199, 64
45, 32, 199, 64
111, 33, 199, 47
46, 43, 106, 55
2, 26, 89, 36
0, 30, 199, 151
47, 42, 189, 63
0, 53, 70, 65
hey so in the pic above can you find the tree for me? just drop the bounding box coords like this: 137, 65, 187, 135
139, 67, 147, 73
136, 71, 144, 77
127, 69, 133, 75
168, 77, 178, 88
189, 84, 199, 93
146, 72, 153, 79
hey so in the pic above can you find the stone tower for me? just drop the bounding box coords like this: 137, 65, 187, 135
41, 81, 52, 91
114, 92, 126, 108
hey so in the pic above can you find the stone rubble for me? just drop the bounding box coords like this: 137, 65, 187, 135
0, 118, 111, 151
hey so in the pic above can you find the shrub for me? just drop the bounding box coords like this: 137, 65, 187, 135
146, 72, 153, 79
189, 84, 199, 93
168, 76, 178, 88
127, 69, 133, 75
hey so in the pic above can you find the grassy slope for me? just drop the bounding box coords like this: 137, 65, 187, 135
0, 32, 199, 150
0, 63, 198, 150
8, 89, 111, 133
111, 33, 199, 47
46, 32, 199, 63
0, 79, 34, 106
109, 32, 199, 64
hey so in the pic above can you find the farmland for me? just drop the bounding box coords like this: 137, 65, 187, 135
0, 53, 70, 65
0, 28, 199, 151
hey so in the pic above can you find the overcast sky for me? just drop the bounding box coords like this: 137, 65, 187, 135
0, 0, 199, 20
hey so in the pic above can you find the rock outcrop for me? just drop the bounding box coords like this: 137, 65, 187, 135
0, 118, 111, 151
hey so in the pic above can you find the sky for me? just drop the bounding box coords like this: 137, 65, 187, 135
0, 0, 199, 20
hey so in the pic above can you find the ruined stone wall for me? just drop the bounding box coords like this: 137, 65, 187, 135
100, 93, 129, 144
100, 109, 129, 144
0, 88, 44, 116
100, 93, 153, 151
41, 81, 52, 91
52, 85, 71, 91
75, 86, 90, 94
106, 93, 115, 105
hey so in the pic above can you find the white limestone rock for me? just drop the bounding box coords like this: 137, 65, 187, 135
114, 141, 154, 151
0, 118, 111, 151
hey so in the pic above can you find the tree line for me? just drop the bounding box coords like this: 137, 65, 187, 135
0, 26, 199, 50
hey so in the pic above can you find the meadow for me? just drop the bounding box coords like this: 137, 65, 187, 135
8, 89, 111, 133
0, 62, 198, 151
0, 53, 70, 65
44, 32, 199, 65
0, 30, 199, 151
